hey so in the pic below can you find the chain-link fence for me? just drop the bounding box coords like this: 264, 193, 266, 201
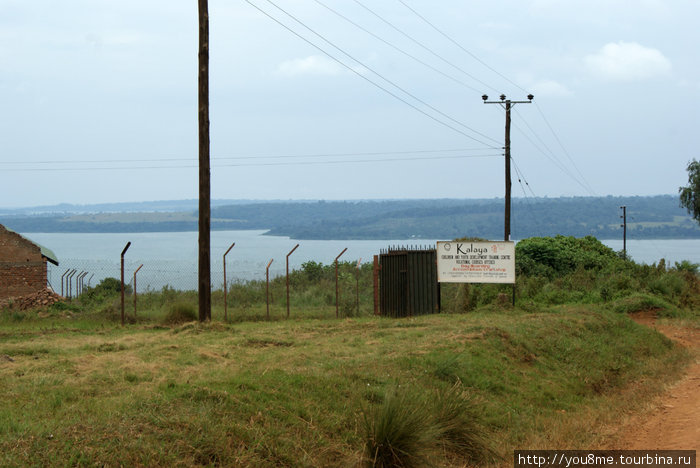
47, 257, 306, 297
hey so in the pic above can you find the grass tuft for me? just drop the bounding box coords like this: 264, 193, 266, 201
362, 387, 438, 468
432, 382, 497, 464
362, 383, 496, 467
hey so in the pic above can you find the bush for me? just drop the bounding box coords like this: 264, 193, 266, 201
163, 303, 197, 325
79, 277, 132, 305
300, 261, 326, 282
516, 235, 623, 279
674, 260, 699, 275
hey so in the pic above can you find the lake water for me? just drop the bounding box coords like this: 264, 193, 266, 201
26, 231, 700, 292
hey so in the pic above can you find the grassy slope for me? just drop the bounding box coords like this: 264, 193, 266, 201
0, 308, 690, 467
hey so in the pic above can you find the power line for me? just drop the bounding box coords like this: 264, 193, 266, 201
2, 152, 502, 172
255, 0, 500, 147
511, 158, 543, 237
0, 147, 495, 165
396, 0, 525, 94
352, 0, 498, 94
394, 0, 595, 197
509, 108, 596, 196
312, 0, 482, 94
511, 158, 537, 198
534, 101, 597, 195
485, 101, 592, 196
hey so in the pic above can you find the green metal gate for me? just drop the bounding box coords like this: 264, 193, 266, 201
379, 246, 439, 317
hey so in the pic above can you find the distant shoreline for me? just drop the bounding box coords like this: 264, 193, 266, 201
2, 195, 698, 241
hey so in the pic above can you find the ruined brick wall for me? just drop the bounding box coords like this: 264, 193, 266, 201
0, 226, 48, 300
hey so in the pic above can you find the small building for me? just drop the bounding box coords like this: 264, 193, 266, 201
379, 246, 439, 317
0, 224, 59, 300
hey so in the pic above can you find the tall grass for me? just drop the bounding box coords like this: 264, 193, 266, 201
361, 381, 497, 467
362, 387, 439, 467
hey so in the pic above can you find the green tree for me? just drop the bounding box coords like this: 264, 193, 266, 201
679, 159, 700, 224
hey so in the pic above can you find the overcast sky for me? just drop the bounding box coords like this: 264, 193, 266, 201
1, 0, 698, 208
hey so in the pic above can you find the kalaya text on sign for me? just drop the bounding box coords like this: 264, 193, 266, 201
436, 241, 515, 284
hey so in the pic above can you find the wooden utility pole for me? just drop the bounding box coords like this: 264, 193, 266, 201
482, 94, 533, 241
620, 206, 627, 259
504, 100, 512, 242
198, 0, 211, 322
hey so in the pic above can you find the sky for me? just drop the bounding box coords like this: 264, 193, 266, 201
1, 0, 699, 208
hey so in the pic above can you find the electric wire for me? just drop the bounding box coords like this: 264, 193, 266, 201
311, 0, 483, 94
511, 158, 537, 199
486, 103, 595, 196
257, 0, 501, 147
2, 152, 502, 172
0, 147, 494, 165
244, 0, 499, 147
352, 0, 499, 93
534, 101, 597, 195
394, 0, 597, 197
396, 0, 526, 94
253, 0, 594, 200
511, 108, 594, 194
511, 158, 543, 236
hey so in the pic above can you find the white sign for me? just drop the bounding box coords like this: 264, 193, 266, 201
437, 241, 515, 284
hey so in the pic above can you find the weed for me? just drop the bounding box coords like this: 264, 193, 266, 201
163, 302, 197, 325
431, 353, 462, 383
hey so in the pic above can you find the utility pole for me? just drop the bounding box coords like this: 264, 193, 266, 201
198, 0, 211, 322
482, 94, 533, 241
620, 206, 627, 260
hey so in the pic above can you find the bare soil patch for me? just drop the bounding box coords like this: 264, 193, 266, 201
610, 312, 699, 451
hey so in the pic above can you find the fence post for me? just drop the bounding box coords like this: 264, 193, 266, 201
79, 271, 88, 295
61, 270, 69, 297
373, 255, 380, 315
286, 244, 299, 319
335, 248, 347, 318
133, 264, 143, 318
121, 242, 131, 326
356, 258, 362, 316
266, 259, 274, 320
67, 270, 77, 300
223, 242, 235, 322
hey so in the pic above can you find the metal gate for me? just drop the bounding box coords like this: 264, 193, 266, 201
379, 246, 439, 317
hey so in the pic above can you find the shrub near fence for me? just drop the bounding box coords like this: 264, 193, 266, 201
49, 259, 376, 322
38, 236, 699, 325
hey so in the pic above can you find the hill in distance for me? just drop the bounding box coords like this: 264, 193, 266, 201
0, 195, 698, 240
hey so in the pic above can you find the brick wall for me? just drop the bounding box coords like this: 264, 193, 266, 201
0, 225, 49, 300
0, 262, 47, 299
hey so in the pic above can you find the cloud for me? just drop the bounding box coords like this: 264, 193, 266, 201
584, 41, 671, 81
276, 55, 344, 77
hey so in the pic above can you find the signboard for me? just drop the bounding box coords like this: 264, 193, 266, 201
437, 241, 515, 284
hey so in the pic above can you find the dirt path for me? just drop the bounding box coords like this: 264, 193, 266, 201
610, 311, 699, 451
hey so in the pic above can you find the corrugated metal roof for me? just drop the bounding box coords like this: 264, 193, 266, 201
1, 225, 59, 266
37, 243, 59, 266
